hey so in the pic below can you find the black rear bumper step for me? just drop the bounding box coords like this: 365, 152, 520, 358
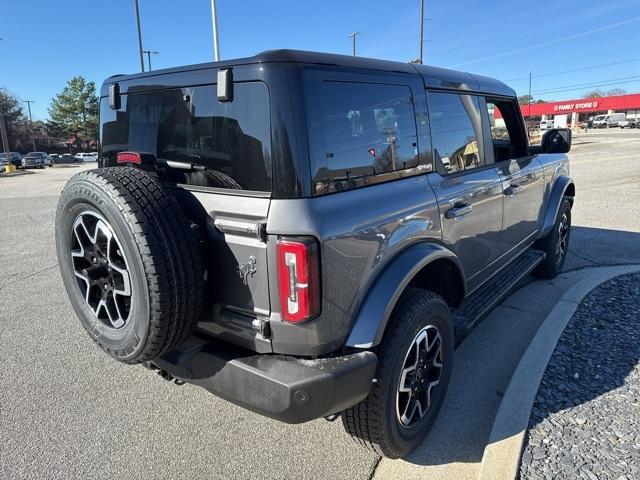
151, 333, 377, 424
453, 249, 545, 341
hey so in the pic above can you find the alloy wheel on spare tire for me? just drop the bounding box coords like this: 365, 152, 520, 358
55, 167, 204, 364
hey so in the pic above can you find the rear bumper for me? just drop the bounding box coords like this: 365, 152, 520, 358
151, 333, 377, 423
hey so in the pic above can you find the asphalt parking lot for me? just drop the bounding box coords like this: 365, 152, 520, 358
1, 129, 639, 480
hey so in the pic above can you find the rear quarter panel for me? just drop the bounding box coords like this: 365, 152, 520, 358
267, 175, 442, 355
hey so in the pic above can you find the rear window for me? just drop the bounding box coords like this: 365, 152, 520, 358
100, 81, 272, 192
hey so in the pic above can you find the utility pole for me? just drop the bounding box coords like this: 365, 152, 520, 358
419, 0, 424, 64
349, 32, 359, 56
0, 116, 8, 153
528, 72, 532, 117
0, 88, 9, 153
210, 0, 220, 61
143, 50, 159, 70
23, 100, 36, 151
528, 72, 533, 137
134, 0, 145, 72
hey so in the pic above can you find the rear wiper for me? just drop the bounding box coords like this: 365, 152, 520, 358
157, 158, 205, 171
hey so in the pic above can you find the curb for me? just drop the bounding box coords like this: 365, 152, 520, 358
477, 264, 640, 480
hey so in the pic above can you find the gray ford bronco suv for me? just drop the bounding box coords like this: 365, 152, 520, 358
55, 50, 574, 458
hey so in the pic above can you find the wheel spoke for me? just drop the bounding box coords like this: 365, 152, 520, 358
70, 211, 132, 329
396, 325, 444, 428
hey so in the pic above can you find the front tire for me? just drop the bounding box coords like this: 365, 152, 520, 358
342, 289, 454, 458
533, 198, 572, 279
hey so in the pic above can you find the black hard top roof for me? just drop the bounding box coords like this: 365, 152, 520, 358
104, 49, 515, 97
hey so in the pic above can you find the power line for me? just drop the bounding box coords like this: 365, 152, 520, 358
450, 16, 640, 68
529, 79, 640, 96
505, 57, 640, 83
530, 75, 640, 95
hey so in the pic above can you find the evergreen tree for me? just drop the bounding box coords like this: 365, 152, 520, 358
47, 76, 99, 144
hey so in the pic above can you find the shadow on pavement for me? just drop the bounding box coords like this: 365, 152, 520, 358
567, 226, 640, 268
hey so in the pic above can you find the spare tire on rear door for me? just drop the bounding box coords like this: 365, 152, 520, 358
55, 167, 204, 364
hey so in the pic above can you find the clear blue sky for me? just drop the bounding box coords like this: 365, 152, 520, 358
1, 0, 639, 120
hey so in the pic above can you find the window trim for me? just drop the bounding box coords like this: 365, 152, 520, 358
482, 95, 530, 165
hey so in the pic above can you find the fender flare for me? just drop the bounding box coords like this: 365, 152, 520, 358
344, 243, 464, 349
540, 175, 575, 238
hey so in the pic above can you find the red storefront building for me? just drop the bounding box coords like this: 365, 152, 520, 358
521, 93, 640, 127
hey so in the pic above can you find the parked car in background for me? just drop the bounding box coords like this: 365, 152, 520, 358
0, 156, 5, 174
619, 118, 637, 129
64, 153, 80, 163
51, 153, 82, 164
539, 119, 554, 130
22, 152, 49, 169
74, 152, 98, 162
0, 152, 24, 168
592, 112, 626, 128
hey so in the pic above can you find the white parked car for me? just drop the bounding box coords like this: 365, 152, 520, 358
539, 120, 554, 130
619, 118, 637, 129
74, 152, 98, 162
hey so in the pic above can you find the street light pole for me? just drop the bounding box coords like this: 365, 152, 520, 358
419, 0, 425, 64
23, 100, 36, 151
349, 32, 359, 56
143, 50, 159, 71
134, 0, 145, 72
210, 0, 221, 61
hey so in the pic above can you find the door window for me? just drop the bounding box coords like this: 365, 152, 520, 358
428, 92, 483, 174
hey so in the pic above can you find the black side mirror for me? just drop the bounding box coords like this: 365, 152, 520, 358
541, 128, 571, 154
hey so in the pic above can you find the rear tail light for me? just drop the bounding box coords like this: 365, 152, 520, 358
116, 151, 142, 164
276, 237, 321, 323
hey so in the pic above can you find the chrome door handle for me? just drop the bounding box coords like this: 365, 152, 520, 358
445, 202, 472, 219
504, 184, 523, 195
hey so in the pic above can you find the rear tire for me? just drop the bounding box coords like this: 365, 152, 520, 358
533, 198, 571, 279
55, 167, 204, 364
342, 288, 454, 458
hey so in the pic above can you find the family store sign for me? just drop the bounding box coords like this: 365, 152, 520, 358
520, 94, 640, 117
554, 101, 599, 111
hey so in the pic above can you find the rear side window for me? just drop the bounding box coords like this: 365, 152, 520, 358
100, 82, 272, 192
428, 92, 483, 174
308, 81, 419, 194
